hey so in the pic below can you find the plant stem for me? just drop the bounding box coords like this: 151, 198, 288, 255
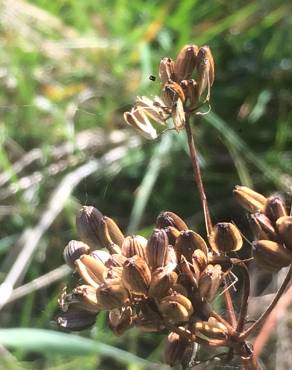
184, 114, 212, 237
236, 262, 250, 333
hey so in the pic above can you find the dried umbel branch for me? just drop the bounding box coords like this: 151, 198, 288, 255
56, 44, 291, 370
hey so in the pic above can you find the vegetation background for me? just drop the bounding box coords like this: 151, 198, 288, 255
0, 0, 291, 369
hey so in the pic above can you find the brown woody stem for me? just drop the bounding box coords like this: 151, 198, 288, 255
240, 264, 292, 340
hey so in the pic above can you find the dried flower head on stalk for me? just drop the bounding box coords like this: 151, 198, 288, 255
56, 45, 292, 370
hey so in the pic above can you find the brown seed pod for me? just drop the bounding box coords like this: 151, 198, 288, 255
180, 79, 199, 109
78, 254, 108, 284
159, 57, 175, 85
276, 216, 292, 251
199, 264, 223, 302
56, 309, 97, 331
98, 216, 124, 253
172, 97, 186, 131
164, 226, 181, 246
76, 206, 103, 249
72, 285, 102, 312
250, 213, 278, 241
156, 211, 188, 231
159, 293, 193, 324
149, 266, 178, 299
253, 240, 292, 271
122, 255, 151, 295
108, 306, 132, 336
175, 230, 208, 262
174, 44, 199, 82
233, 186, 267, 213
164, 332, 189, 367
121, 235, 147, 259
208, 222, 243, 254
105, 253, 127, 268
264, 195, 287, 223
96, 282, 129, 310
192, 319, 227, 340
196, 46, 215, 101
146, 228, 169, 270
63, 240, 90, 269
163, 81, 186, 107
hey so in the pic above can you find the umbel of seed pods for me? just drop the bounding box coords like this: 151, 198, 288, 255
124, 44, 214, 139
234, 186, 292, 271
57, 205, 244, 366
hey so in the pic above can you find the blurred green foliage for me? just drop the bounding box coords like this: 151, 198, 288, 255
0, 0, 291, 369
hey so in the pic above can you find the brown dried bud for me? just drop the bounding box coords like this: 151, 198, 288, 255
122, 255, 151, 295
199, 264, 223, 302
253, 240, 292, 271
233, 186, 267, 213
109, 306, 132, 336
164, 332, 189, 367
175, 230, 208, 262
250, 212, 277, 241
264, 195, 287, 223
56, 309, 97, 331
156, 211, 188, 231
98, 216, 124, 254
174, 44, 199, 82
123, 109, 158, 140
149, 266, 178, 299
159, 57, 175, 85
96, 282, 129, 310
76, 206, 103, 249
146, 228, 169, 270
159, 293, 193, 323
63, 240, 90, 268
192, 318, 227, 340
196, 46, 215, 101
121, 235, 147, 259
276, 216, 292, 251
209, 222, 243, 254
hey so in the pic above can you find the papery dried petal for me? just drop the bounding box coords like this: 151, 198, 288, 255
196, 46, 215, 101
124, 110, 158, 140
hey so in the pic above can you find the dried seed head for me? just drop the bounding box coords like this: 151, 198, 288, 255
174, 44, 199, 81
253, 240, 292, 271
209, 222, 243, 254
276, 216, 292, 251
63, 240, 90, 268
98, 216, 124, 253
96, 282, 129, 310
56, 309, 97, 331
175, 230, 208, 262
58, 286, 99, 314
146, 228, 169, 270
264, 195, 287, 223
123, 110, 158, 140
109, 306, 132, 336
196, 46, 215, 101
135, 96, 169, 125
122, 255, 151, 295
250, 212, 277, 241
121, 235, 147, 259
199, 264, 223, 302
156, 211, 188, 231
76, 206, 103, 249
164, 332, 189, 367
159, 57, 175, 85
233, 186, 267, 213
149, 266, 178, 299
159, 293, 193, 323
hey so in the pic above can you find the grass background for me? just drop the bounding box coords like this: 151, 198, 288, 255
0, 0, 291, 369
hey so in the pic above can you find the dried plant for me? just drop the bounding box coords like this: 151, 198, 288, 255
56, 45, 292, 369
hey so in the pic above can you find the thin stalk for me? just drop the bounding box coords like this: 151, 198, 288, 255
240, 264, 292, 340
223, 279, 237, 328
236, 262, 250, 333
184, 114, 213, 237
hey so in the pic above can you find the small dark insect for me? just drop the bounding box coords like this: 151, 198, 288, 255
149, 75, 156, 81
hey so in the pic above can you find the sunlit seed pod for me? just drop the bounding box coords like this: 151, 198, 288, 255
159, 57, 175, 85
208, 222, 243, 254
199, 264, 223, 302
164, 332, 189, 367
122, 255, 151, 295
192, 249, 208, 271
58, 286, 99, 314
233, 186, 267, 213
181, 79, 199, 109
164, 226, 181, 245
175, 230, 208, 262
207, 255, 232, 272
249, 212, 278, 241
123, 110, 158, 140
276, 216, 292, 251
79, 254, 108, 284
192, 320, 227, 340
264, 195, 287, 223
196, 46, 215, 101
72, 285, 102, 312
108, 306, 132, 336
156, 211, 188, 231
56, 309, 97, 331
96, 282, 129, 310
121, 235, 147, 259
90, 250, 111, 265
104, 266, 124, 282
163, 292, 193, 315
159, 293, 193, 323
63, 240, 90, 268
98, 216, 124, 253
253, 240, 292, 271
76, 206, 103, 250
146, 228, 169, 270
105, 253, 127, 268
174, 44, 199, 82
148, 266, 178, 299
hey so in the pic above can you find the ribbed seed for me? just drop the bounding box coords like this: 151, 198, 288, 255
121, 235, 147, 259
199, 264, 223, 302
156, 211, 188, 230
146, 228, 169, 270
